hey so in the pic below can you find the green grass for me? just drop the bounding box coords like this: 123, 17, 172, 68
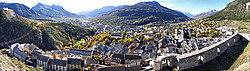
185, 41, 250, 71
228, 42, 250, 70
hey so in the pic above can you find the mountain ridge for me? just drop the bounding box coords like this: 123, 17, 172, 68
94, 1, 190, 25
0, 2, 41, 19
32, 3, 80, 18
192, 9, 218, 19
208, 0, 250, 20
79, 5, 128, 18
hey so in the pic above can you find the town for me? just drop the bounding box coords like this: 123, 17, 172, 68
0, 0, 250, 71
1, 19, 245, 71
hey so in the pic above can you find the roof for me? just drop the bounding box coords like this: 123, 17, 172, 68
67, 51, 94, 56
10, 43, 19, 51
52, 59, 67, 66
27, 45, 38, 51
67, 58, 81, 65
31, 50, 41, 56
47, 59, 53, 66
112, 54, 142, 60
70, 48, 93, 52
14, 48, 27, 57
37, 54, 50, 62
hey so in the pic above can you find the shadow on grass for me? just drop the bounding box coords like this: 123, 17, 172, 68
184, 41, 249, 71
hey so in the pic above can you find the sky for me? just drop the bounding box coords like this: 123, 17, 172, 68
0, 0, 235, 14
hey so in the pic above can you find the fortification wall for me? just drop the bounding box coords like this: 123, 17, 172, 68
96, 65, 141, 71
177, 55, 198, 70
97, 66, 125, 71
125, 65, 142, 71
176, 33, 240, 70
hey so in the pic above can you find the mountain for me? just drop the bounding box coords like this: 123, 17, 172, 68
0, 9, 46, 49
193, 9, 218, 19
32, 3, 80, 18
76, 11, 91, 15
80, 5, 128, 18
208, 0, 250, 20
0, 2, 41, 19
0, 9, 95, 50
94, 1, 190, 25
174, 10, 195, 17
183, 12, 195, 17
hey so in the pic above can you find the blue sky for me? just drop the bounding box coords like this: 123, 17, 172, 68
0, 0, 234, 14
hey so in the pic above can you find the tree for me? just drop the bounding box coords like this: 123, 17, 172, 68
138, 35, 144, 40
196, 34, 199, 38
36, 66, 43, 71
122, 30, 127, 39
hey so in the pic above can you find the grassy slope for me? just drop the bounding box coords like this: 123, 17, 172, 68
215, 21, 250, 34
207, 0, 250, 21
185, 41, 250, 71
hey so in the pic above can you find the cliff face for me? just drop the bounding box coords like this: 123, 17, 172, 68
0, 9, 58, 50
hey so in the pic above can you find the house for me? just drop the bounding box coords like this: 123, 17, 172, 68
158, 38, 168, 48
9, 43, 28, 62
13, 47, 28, 62
9, 43, 19, 56
30, 50, 41, 60
112, 54, 142, 64
51, 59, 67, 71
67, 58, 84, 71
69, 48, 98, 56
24, 44, 39, 55
37, 54, 50, 68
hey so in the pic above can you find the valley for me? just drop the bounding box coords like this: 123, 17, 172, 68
0, 0, 249, 71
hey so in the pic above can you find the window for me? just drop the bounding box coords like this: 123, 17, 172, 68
217, 47, 220, 56
198, 55, 203, 65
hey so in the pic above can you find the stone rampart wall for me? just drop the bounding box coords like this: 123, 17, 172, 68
96, 65, 141, 71
176, 33, 241, 70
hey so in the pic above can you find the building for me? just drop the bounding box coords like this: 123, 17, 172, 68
67, 58, 84, 71
30, 50, 42, 60
9, 43, 28, 62
51, 59, 67, 71
112, 54, 142, 65
13, 47, 28, 62
24, 44, 39, 55
37, 54, 50, 68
